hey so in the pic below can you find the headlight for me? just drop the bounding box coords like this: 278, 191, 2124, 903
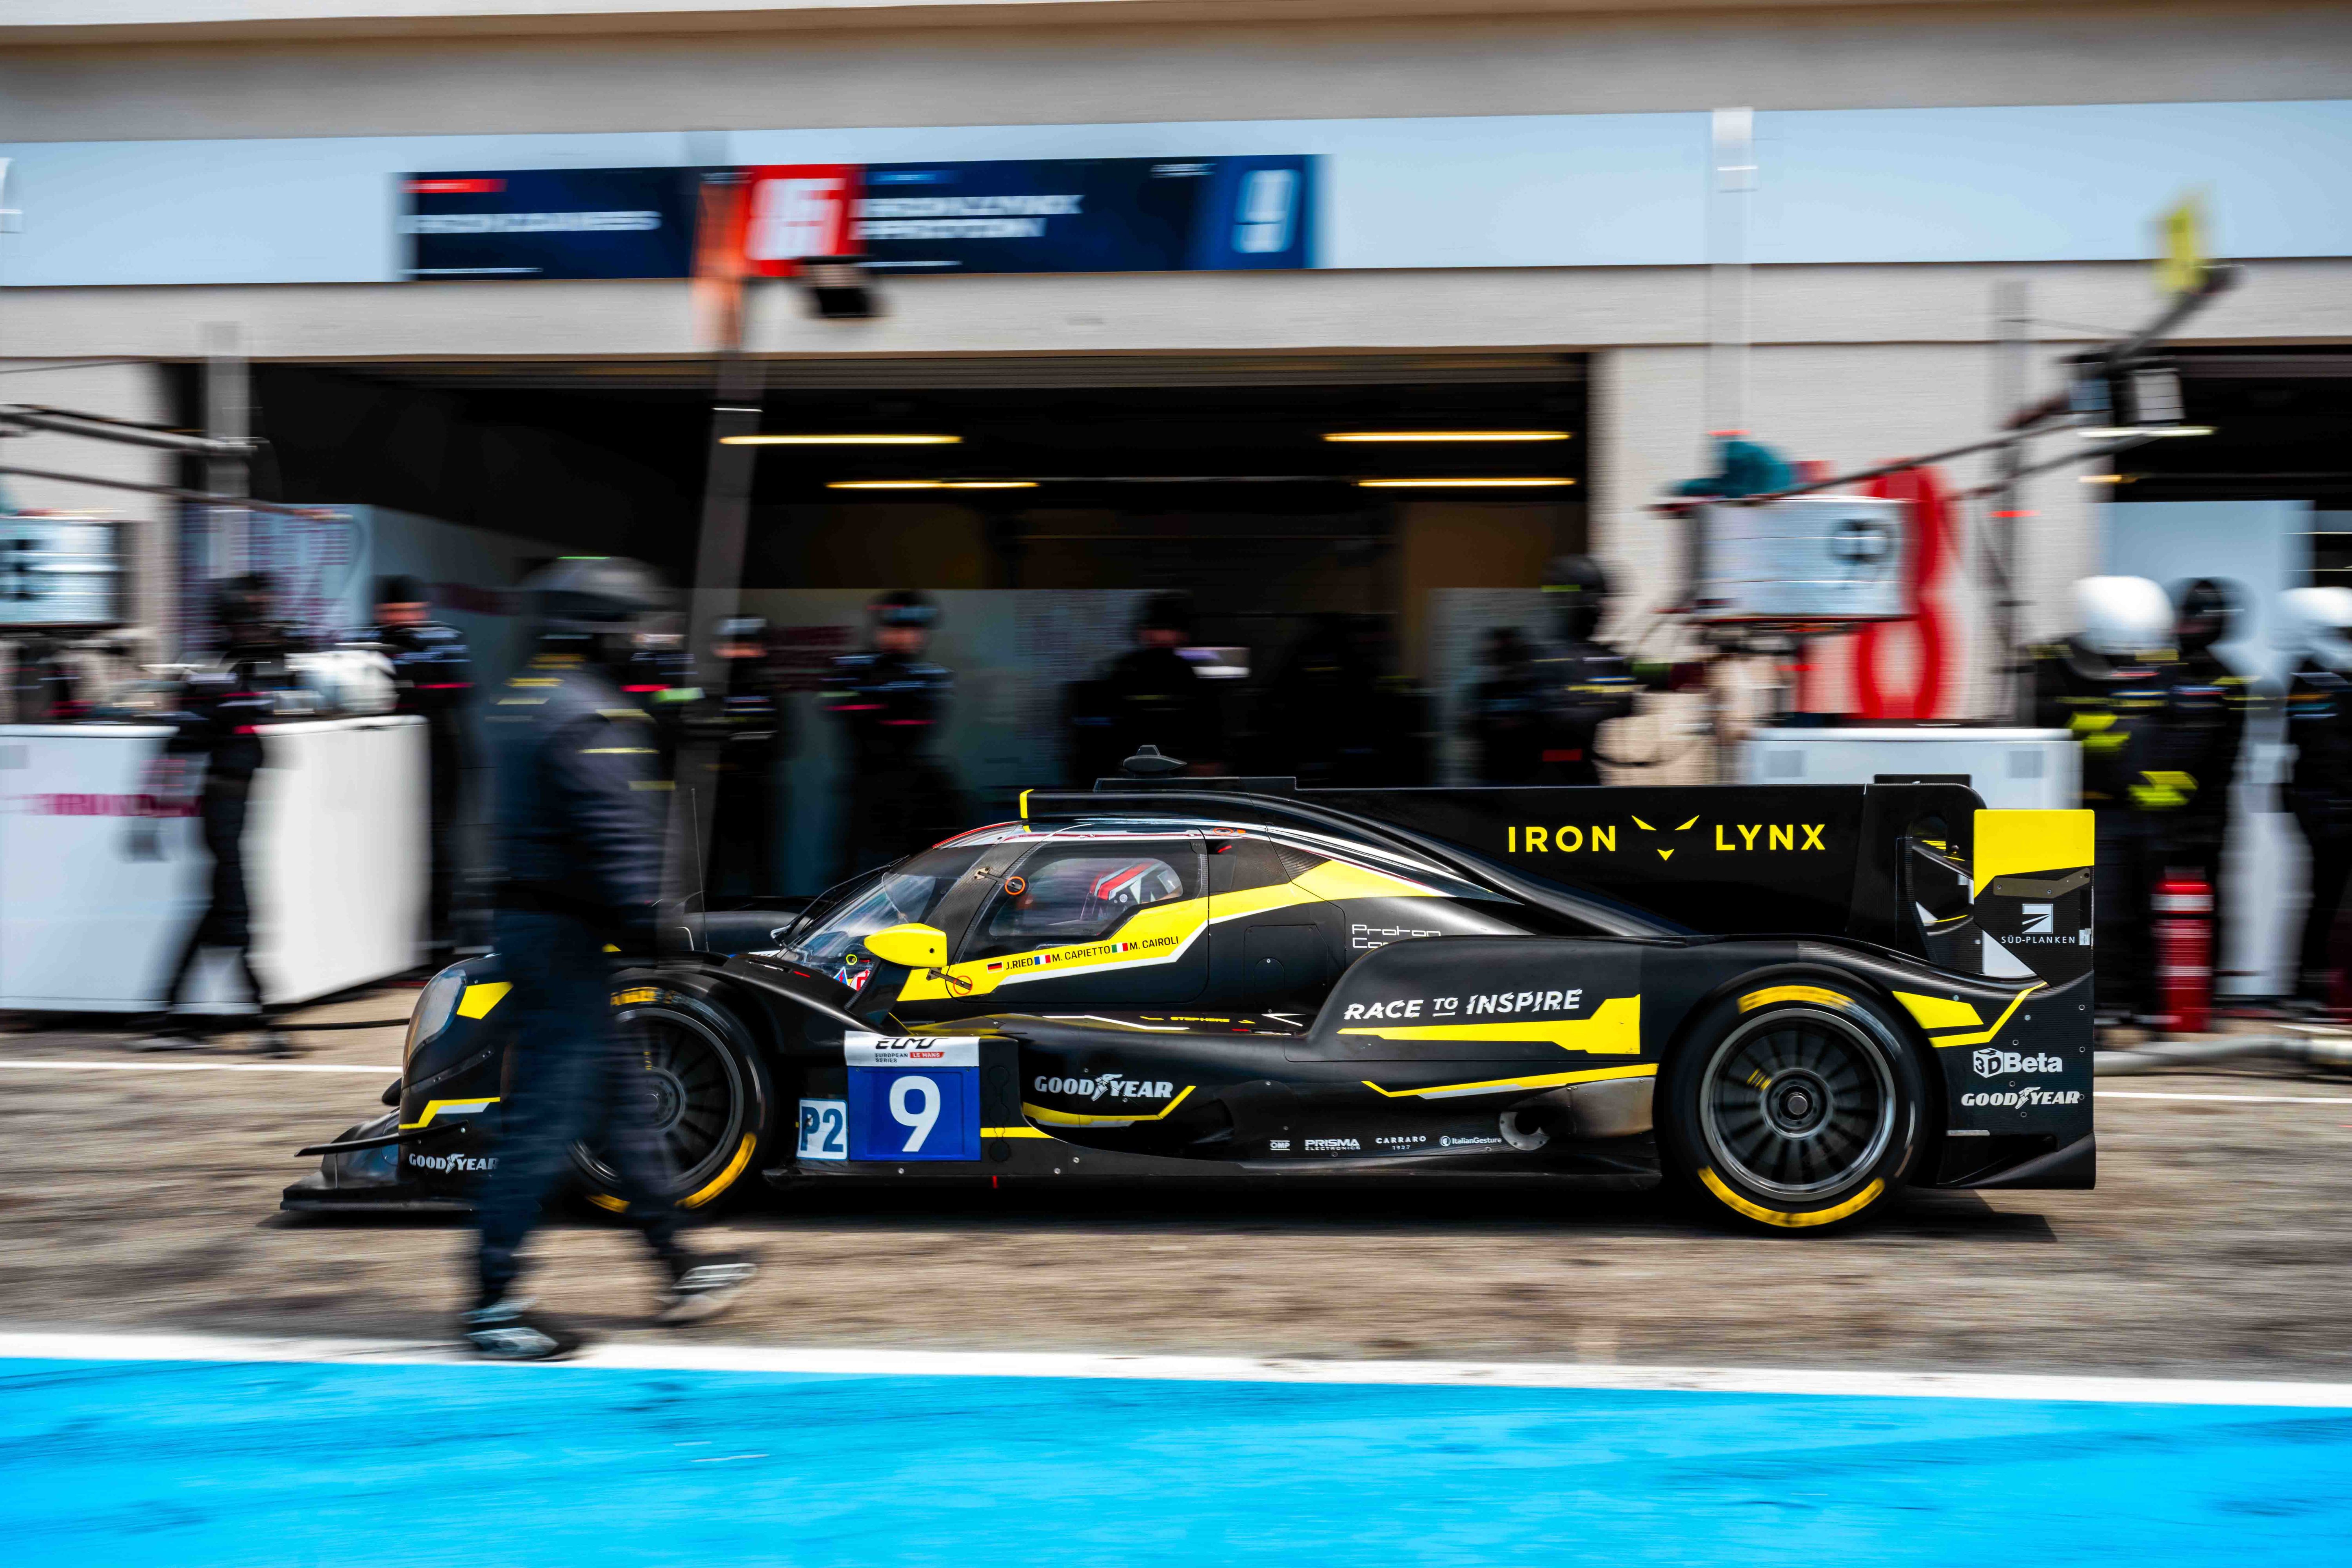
405, 969, 467, 1063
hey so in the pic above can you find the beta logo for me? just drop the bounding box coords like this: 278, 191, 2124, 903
1973, 1048, 2063, 1078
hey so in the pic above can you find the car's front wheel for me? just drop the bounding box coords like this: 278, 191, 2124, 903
1659, 979, 1924, 1232
570, 987, 774, 1213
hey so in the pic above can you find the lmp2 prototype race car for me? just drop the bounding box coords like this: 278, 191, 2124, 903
289, 774, 2096, 1232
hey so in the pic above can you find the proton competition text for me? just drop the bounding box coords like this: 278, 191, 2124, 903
1342, 989, 1583, 1022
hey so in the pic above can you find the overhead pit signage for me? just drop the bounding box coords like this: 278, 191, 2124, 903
850, 155, 1315, 273
401, 155, 1315, 280
401, 167, 707, 279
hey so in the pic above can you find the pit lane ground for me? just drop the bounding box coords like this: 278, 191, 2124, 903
4, 992, 2352, 1563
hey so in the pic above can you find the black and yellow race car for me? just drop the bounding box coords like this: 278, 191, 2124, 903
287, 776, 2095, 1231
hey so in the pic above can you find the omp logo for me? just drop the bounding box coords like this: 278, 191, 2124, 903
1972, 1048, 2063, 1078
2020, 902, 2055, 935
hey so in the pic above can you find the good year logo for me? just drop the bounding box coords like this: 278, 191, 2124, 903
1033, 1073, 1177, 1101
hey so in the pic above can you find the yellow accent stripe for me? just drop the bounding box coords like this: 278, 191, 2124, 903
1022, 1085, 1195, 1126
456, 982, 510, 1020
586, 1192, 628, 1212
397, 1096, 498, 1130
984, 1125, 1054, 1139
1738, 985, 1850, 1013
1018, 788, 1032, 820
1362, 1062, 1655, 1100
681, 1132, 759, 1209
1699, 1167, 1886, 1229
1893, 991, 1984, 1031
1341, 995, 1641, 1055
1292, 859, 1439, 902
1973, 808, 2096, 893
1918, 985, 2043, 1047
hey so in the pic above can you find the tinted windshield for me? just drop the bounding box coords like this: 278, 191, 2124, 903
791, 848, 985, 963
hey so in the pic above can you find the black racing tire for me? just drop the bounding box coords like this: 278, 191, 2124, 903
569, 985, 775, 1214
1657, 976, 1925, 1233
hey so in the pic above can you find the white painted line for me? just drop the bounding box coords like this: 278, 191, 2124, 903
2, 1330, 2350, 1408
2099, 1091, 2352, 1105
0, 1059, 397, 1075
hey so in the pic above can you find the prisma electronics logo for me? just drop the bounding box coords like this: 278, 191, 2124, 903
1973, 1048, 2063, 1078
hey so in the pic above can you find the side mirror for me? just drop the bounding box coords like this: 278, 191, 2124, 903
864, 922, 949, 969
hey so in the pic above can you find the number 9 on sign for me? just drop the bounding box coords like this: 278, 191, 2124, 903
847, 1064, 980, 1161
890, 1076, 940, 1151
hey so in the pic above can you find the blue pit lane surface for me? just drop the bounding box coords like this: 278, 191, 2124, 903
5, 1345, 2351, 1567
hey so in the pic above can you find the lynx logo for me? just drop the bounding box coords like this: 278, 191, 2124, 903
1973, 1048, 2063, 1078
2020, 902, 2054, 935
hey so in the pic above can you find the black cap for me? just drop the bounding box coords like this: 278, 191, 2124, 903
519, 556, 668, 636
376, 573, 428, 608
1138, 591, 1194, 637
1541, 555, 1610, 597
210, 572, 276, 628
870, 589, 938, 629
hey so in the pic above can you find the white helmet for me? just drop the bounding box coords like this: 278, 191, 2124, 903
288, 648, 398, 716
2072, 576, 2174, 660
2280, 587, 2352, 674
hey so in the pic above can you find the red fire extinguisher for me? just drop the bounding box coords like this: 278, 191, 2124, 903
2153, 870, 2214, 1035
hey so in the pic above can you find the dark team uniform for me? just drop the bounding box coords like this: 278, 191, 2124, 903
1528, 637, 1638, 787
146, 633, 307, 1030
370, 617, 473, 949
696, 655, 788, 897
2159, 638, 2256, 969
476, 652, 681, 1303
2285, 659, 2352, 1001
822, 648, 962, 879
1254, 619, 1433, 788
2032, 639, 2180, 1016
1466, 652, 1547, 785
1066, 644, 1227, 785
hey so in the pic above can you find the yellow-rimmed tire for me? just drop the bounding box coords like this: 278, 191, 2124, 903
1659, 976, 1925, 1233
570, 988, 773, 1214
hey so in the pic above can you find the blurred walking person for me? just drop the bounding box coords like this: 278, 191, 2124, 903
2031, 577, 2179, 1024
1465, 625, 1545, 785
1529, 556, 1637, 786
367, 575, 474, 961
822, 590, 961, 880
2160, 578, 2257, 977
1066, 592, 1226, 780
2280, 588, 2352, 1012
134, 575, 305, 1055
466, 557, 754, 1361
695, 615, 788, 898
1257, 612, 1431, 786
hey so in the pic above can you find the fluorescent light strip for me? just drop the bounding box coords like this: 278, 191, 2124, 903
2076, 426, 2214, 439
1325, 430, 1572, 443
826, 480, 1037, 490
722, 434, 962, 446
1356, 477, 1577, 489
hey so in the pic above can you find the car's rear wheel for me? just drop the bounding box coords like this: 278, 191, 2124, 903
570, 989, 773, 1213
1659, 979, 1924, 1232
